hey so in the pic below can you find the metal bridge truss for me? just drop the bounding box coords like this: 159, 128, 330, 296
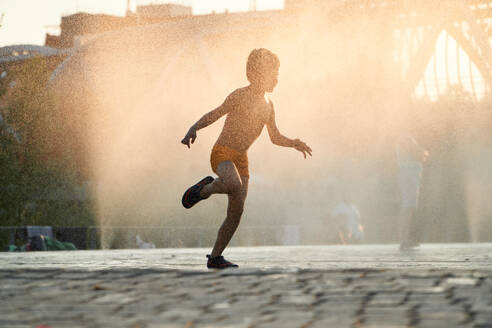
331, 0, 492, 99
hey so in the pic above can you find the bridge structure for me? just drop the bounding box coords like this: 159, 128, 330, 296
282, 0, 492, 99
291, 0, 492, 100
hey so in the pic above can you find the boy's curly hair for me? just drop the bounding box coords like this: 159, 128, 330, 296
246, 48, 280, 83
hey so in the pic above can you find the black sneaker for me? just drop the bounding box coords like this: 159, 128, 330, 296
181, 176, 214, 209
206, 254, 239, 269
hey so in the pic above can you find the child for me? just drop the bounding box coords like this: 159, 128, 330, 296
330, 200, 364, 245
181, 48, 312, 269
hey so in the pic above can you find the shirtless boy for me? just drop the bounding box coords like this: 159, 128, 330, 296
181, 48, 312, 269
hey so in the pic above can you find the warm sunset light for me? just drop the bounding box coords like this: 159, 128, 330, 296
2, 0, 492, 250
3, 2, 492, 326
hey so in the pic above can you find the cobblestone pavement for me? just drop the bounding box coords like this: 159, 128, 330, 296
1, 244, 492, 328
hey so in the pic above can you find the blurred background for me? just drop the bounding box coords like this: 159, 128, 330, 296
1, 0, 492, 249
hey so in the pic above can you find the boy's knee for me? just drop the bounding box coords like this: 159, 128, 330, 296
228, 177, 242, 193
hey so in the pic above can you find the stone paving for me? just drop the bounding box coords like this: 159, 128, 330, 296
1, 244, 492, 328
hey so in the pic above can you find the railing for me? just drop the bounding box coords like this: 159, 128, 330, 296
0, 224, 303, 250
0, 226, 92, 250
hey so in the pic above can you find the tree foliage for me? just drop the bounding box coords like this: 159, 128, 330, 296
0, 57, 94, 229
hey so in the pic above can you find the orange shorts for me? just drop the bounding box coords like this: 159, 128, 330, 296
210, 144, 249, 177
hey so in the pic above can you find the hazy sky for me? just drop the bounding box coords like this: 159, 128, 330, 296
0, 0, 284, 47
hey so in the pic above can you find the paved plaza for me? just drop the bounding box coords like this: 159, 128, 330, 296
1, 244, 492, 328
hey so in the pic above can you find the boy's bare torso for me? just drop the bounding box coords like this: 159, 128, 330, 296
216, 87, 273, 153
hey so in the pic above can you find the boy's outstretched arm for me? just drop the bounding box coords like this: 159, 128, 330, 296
181, 99, 233, 148
266, 107, 312, 158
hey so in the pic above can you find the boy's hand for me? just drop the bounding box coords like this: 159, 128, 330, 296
181, 127, 197, 148
293, 139, 312, 159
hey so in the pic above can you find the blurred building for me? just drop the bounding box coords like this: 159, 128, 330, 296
284, 0, 338, 11
136, 4, 192, 24
45, 4, 192, 49
45, 13, 135, 49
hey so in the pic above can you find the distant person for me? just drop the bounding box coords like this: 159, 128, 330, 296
136, 235, 155, 249
396, 132, 429, 250
331, 201, 363, 244
181, 48, 312, 269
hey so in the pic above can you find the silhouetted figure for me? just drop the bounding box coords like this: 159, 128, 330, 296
396, 132, 429, 250
331, 201, 364, 244
181, 48, 312, 269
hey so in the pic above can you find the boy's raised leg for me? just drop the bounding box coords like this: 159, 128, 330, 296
182, 161, 241, 209
200, 161, 243, 198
